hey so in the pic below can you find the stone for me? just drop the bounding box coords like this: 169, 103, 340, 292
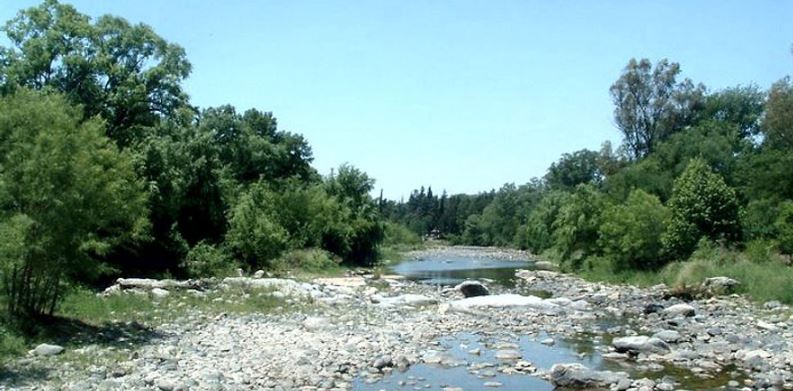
549, 363, 629, 388
33, 343, 64, 356
662, 303, 695, 317
253, 270, 265, 278
702, 276, 740, 295
378, 294, 438, 307
454, 280, 490, 298
494, 349, 522, 360
643, 303, 664, 315
540, 338, 555, 346
448, 294, 559, 314
612, 336, 671, 354
652, 330, 682, 343
151, 287, 170, 299
302, 316, 330, 331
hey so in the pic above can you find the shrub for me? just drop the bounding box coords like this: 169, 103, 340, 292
521, 191, 571, 253
183, 242, 238, 277
383, 222, 422, 247
599, 189, 669, 270
276, 249, 340, 272
662, 158, 741, 259
552, 184, 607, 268
775, 201, 793, 255
0, 90, 148, 317
225, 183, 290, 269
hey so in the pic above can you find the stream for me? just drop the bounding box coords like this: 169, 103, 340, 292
354, 253, 743, 391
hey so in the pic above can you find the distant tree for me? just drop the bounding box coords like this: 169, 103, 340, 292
0, 0, 192, 146
699, 85, 765, 138
599, 189, 669, 270
0, 90, 148, 316
764, 77, 793, 150
610, 58, 705, 159
662, 158, 741, 258
775, 201, 793, 255
520, 191, 571, 253
552, 184, 607, 268
545, 149, 604, 190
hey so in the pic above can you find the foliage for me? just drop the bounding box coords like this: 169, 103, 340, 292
599, 189, 669, 270
182, 242, 238, 278
551, 184, 607, 268
383, 222, 422, 247
519, 191, 571, 253
0, 0, 192, 147
275, 249, 341, 272
0, 90, 148, 316
764, 77, 793, 150
225, 182, 290, 269
662, 158, 741, 259
775, 201, 793, 255
545, 149, 605, 190
610, 58, 705, 159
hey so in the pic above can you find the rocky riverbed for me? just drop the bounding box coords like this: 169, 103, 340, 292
2, 247, 792, 390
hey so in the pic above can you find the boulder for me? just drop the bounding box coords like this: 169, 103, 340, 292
377, 294, 438, 307
702, 276, 740, 295
448, 294, 560, 314
549, 363, 629, 388
662, 303, 695, 317
652, 330, 682, 343
643, 303, 665, 315
613, 336, 671, 354
150, 288, 170, 299
33, 343, 64, 356
454, 280, 490, 297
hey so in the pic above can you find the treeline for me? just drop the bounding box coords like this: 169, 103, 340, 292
391, 56, 793, 276
0, 1, 384, 317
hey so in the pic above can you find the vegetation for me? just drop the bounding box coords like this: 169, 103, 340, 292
389, 53, 793, 303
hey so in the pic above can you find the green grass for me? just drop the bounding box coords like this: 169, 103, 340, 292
575, 243, 793, 304
0, 283, 306, 363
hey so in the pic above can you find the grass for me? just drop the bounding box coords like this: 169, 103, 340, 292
574, 242, 793, 304
0, 283, 306, 364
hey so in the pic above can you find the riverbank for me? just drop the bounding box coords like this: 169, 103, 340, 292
2, 246, 791, 390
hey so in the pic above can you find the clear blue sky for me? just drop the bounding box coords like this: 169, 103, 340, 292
2, 1, 792, 200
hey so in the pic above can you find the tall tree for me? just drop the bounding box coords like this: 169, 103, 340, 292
610, 58, 705, 159
0, 0, 192, 147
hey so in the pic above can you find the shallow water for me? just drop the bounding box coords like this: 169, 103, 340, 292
359, 254, 742, 391
389, 256, 533, 287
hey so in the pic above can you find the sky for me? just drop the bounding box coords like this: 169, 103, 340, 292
1, 1, 792, 200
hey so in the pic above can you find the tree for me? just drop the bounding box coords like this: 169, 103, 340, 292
610, 58, 705, 159
0, 0, 192, 146
764, 77, 793, 150
0, 90, 148, 316
545, 149, 604, 190
775, 201, 793, 255
699, 85, 765, 138
599, 189, 669, 270
551, 184, 607, 268
662, 158, 741, 259
520, 191, 571, 253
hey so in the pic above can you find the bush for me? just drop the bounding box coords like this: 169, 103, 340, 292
182, 242, 238, 277
599, 189, 669, 270
225, 183, 290, 269
552, 184, 607, 268
521, 191, 571, 253
775, 201, 793, 254
742, 198, 781, 241
383, 222, 422, 247
662, 158, 741, 259
275, 249, 341, 272
0, 90, 148, 317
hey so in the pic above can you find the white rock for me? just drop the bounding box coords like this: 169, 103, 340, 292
33, 343, 64, 356
448, 294, 560, 314
613, 336, 671, 354
151, 288, 170, 299
662, 303, 695, 317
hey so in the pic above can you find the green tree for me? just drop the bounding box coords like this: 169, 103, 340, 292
225, 182, 289, 269
0, 90, 148, 316
545, 149, 604, 190
775, 201, 793, 255
520, 191, 571, 253
764, 77, 793, 150
662, 158, 741, 258
699, 85, 765, 138
599, 189, 669, 270
610, 58, 705, 159
552, 184, 607, 268
0, 0, 192, 146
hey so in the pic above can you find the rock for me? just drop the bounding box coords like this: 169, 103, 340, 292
652, 330, 682, 343
494, 349, 522, 360
302, 316, 330, 331
448, 294, 559, 314
454, 280, 490, 297
757, 320, 778, 331
253, 270, 265, 278
736, 349, 772, 369
483, 381, 503, 387
764, 300, 782, 310
612, 336, 671, 354
540, 338, 555, 346
378, 294, 438, 307
643, 303, 664, 315
372, 355, 393, 370
702, 276, 740, 295
549, 363, 629, 388
150, 287, 170, 299
662, 303, 695, 317
33, 343, 64, 356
